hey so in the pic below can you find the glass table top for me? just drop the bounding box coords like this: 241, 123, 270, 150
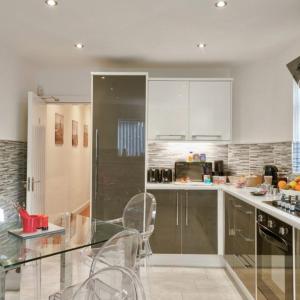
0, 213, 123, 270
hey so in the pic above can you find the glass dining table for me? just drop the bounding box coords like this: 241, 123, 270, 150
0, 213, 123, 300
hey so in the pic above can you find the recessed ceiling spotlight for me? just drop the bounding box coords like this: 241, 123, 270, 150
215, 1, 227, 8
45, 0, 58, 7
75, 43, 84, 49
197, 43, 207, 48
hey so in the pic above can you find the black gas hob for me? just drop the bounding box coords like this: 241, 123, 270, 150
264, 199, 300, 218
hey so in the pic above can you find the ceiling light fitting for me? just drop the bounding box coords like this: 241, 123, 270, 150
215, 1, 227, 8
197, 43, 207, 48
45, 0, 58, 7
75, 43, 84, 49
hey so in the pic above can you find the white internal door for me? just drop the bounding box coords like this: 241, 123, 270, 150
26, 92, 47, 214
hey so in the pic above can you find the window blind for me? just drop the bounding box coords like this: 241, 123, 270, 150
117, 120, 145, 157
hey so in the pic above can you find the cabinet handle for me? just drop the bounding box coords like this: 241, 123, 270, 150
234, 204, 253, 215
176, 192, 179, 226
236, 229, 254, 243
95, 129, 100, 198
156, 134, 186, 140
185, 192, 188, 226
191, 134, 222, 141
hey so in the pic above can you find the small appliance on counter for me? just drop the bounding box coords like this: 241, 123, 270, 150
175, 161, 211, 182
203, 162, 213, 176
161, 168, 173, 183
147, 168, 161, 183
264, 165, 278, 186
214, 160, 224, 176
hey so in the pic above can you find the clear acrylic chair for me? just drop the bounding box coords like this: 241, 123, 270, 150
49, 266, 146, 300
121, 193, 157, 262
89, 229, 141, 275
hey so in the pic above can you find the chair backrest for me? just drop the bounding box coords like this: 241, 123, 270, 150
90, 229, 141, 275
70, 266, 146, 300
122, 193, 156, 236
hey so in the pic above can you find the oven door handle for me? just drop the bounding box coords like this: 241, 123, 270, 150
258, 223, 289, 252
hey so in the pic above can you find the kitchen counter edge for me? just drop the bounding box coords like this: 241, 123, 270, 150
146, 183, 300, 229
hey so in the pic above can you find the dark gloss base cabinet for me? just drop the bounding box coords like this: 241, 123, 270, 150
224, 193, 256, 298
149, 189, 218, 254
148, 190, 181, 254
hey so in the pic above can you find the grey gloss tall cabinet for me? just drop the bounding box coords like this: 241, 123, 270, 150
92, 73, 147, 220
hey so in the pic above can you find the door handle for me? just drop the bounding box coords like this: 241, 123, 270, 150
185, 191, 188, 226
27, 177, 31, 192
176, 192, 179, 226
31, 177, 41, 192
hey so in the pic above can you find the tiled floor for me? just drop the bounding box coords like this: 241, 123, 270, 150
14, 253, 242, 300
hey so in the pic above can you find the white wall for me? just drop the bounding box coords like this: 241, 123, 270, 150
232, 42, 300, 144
0, 48, 38, 141
36, 64, 232, 100
45, 103, 91, 215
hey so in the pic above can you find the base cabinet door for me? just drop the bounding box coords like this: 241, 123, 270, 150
181, 190, 218, 254
224, 193, 255, 298
234, 199, 255, 298
225, 195, 236, 268
148, 190, 181, 254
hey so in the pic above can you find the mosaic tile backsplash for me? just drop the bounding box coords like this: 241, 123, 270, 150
0, 140, 26, 247
148, 141, 292, 175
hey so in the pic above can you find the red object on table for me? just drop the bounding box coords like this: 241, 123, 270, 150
19, 209, 49, 233
22, 216, 37, 233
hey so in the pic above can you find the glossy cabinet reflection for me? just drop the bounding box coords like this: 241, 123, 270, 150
92, 74, 146, 220
149, 189, 218, 254
224, 193, 255, 298
181, 190, 217, 254
148, 190, 181, 254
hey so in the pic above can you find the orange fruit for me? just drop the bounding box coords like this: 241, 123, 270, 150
278, 180, 287, 189
295, 184, 300, 191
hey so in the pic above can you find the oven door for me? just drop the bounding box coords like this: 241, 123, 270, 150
257, 223, 293, 300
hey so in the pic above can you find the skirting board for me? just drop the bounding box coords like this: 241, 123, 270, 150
150, 254, 225, 268
225, 261, 254, 300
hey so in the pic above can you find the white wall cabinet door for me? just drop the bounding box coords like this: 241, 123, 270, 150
189, 81, 232, 141
148, 80, 189, 141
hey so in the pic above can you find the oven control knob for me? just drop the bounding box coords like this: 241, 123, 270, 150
267, 220, 275, 229
278, 226, 288, 236
258, 215, 264, 222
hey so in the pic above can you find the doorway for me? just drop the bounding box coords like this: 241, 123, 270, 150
27, 93, 91, 217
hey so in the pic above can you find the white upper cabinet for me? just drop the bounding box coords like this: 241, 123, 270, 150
148, 80, 189, 141
147, 79, 232, 141
189, 80, 232, 141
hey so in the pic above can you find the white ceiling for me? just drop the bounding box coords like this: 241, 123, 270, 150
1, 0, 300, 67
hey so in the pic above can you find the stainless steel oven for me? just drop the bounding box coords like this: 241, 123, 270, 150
257, 210, 293, 300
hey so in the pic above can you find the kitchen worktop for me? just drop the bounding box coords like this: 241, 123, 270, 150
146, 182, 219, 190
146, 182, 300, 229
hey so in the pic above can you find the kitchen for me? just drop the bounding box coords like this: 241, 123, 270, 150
143, 76, 298, 299
1, 1, 300, 300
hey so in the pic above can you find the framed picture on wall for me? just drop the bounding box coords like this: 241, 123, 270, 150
83, 124, 88, 147
72, 120, 78, 147
55, 113, 64, 145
